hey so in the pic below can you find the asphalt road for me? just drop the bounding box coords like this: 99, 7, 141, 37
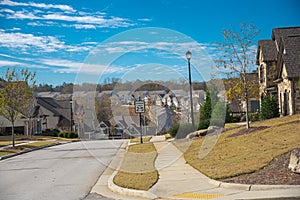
0, 140, 124, 200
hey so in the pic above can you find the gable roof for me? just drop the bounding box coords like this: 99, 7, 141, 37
257, 27, 300, 79
282, 34, 300, 78
257, 40, 277, 62
272, 27, 300, 78
36, 97, 71, 121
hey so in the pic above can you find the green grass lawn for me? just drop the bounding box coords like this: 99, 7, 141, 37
113, 142, 158, 190
184, 114, 300, 179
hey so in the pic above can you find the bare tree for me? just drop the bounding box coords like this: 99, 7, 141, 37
0, 67, 36, 147
216, 23, 260, 129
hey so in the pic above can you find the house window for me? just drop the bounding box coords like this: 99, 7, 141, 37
260, 64, 265, 83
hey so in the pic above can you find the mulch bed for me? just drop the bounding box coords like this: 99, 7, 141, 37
221, 149, 300, 185
227, 126, 269, 138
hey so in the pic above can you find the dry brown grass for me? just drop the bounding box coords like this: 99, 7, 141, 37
113, 142, 158, 190
184, 115, 300, 179
130, 136, 152, 143
0, 141, 22, 147
0, 141, 59, 157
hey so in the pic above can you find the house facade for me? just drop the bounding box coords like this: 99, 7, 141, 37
257, 27, 300, 115
35, 93, 73, 131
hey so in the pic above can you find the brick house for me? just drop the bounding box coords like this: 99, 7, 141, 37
257, 27, 300, 115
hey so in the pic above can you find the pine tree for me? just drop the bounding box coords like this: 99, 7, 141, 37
198, 91, 212, 129
260, 95, 280, 120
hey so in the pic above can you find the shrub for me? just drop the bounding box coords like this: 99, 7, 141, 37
168, 124, 179, 138
67, 132, 78, 138
168, 123, 195, 139
210, 119, 225, 127
58, 132, 78, 138
198, 119, 210, 130
41, 129, 60, 137
58, 132, 65, 138
249, 112, 260, 122
176, 123, 195, 139
260, 95, 280, 120
199, 91, 212, 126
210, 101, 226, 127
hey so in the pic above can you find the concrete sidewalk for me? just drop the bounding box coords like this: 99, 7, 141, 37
150, 140, 300, 199
92, 137, 300, 200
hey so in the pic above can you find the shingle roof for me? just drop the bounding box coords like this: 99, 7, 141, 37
272, 27, 300, 78
258, 40, 277, 62
282, 34, 300, 78
36, 97, 71, 122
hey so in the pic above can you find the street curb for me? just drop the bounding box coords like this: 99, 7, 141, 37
107, 171, 158, 199
0, 141, 77, 161
208, 177, 300, 191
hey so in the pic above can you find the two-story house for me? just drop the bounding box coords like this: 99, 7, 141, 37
257, 27, 300, 115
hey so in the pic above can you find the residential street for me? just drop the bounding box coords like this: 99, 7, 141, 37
0, 140, 124, 200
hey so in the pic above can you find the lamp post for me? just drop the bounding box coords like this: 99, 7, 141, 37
186, 50, 195, 128
70, 100, 73, 132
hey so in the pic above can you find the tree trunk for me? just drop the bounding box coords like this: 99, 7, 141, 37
12, 121, 15, 148
245, 100, 250, 129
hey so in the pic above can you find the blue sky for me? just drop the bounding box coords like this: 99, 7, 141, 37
0, 0, 299, 85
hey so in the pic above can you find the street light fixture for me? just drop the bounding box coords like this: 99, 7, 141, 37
70, 100, 73, 132
186, 50, 195, 128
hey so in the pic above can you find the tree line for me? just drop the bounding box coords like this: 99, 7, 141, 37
34, 80, 208, 94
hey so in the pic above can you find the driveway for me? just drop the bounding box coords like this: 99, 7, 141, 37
0, 140, 124, 200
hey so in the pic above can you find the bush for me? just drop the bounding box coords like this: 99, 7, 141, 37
210, 101, 227, 127
199, 91, 212, 126
168, 123, 195, 139
210, 119, 225, 127
198, 119, 210, 130
68, 132, 78, 138
249, 112, 260, 122
41, 129, 60, 137
230, 115, 241, 123
260, 95, 280, 120
168, 124, 179, 138
58, 132, 78, 138
58, 132, 65, 138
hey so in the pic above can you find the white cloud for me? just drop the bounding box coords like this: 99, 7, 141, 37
0, 59, 20, 66
138, 18, 152, 22
0, 8, 14, 13
0, 0, 76, 12
3, 8, 134, 29
39, 58, 129, 74
0, 30, 96, 53
7, 10, 40, 20
0, 30, 64, 52
42, 13, 133, 28
74, 24, 96, 29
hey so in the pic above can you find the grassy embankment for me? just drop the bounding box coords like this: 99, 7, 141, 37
114, 142, 158, 190
0, 141, 59, 157
183, 114, 300, 179
0, 134, 79, 157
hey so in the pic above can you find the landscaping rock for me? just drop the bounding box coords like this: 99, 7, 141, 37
186, 132, 198, 139
186, 129, 207, 139
288, 148, 300, 174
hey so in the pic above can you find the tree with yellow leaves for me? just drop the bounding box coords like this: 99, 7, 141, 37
216, 23, 260, 129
